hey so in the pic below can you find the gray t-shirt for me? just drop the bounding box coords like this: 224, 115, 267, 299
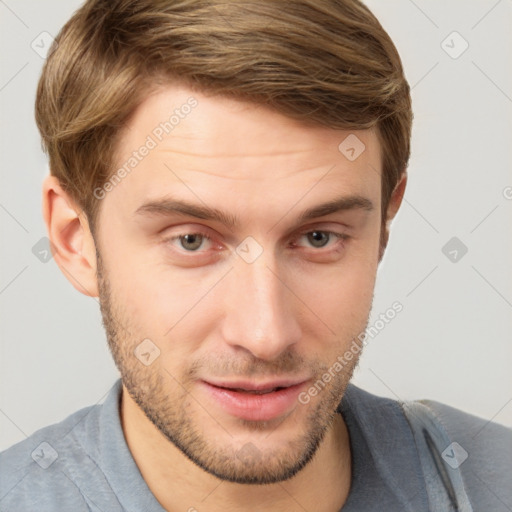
0, 379, 509, 511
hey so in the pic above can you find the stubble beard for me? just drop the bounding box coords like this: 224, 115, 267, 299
96, 253, 366, 484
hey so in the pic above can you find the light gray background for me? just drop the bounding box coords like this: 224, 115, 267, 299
1, 0, 511, 452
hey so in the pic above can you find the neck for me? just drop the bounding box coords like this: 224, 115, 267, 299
121, 387, 352, 512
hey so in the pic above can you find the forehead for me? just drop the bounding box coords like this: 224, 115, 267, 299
119, 85, 380, 165
102, 84, 382, 227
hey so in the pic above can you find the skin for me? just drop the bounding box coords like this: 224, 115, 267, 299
43, 84, 406, 512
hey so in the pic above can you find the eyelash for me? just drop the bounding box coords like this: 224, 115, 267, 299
164, 229, 350, 254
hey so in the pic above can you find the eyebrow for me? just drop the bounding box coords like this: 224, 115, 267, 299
135, 194, 374, 229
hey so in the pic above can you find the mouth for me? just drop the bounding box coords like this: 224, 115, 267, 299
198, 378, 310, 422
205, 377, 309, 391
222, 386, 287, 395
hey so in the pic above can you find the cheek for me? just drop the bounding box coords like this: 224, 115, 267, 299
301, 270, 374, 332
293, 241, 378, 338
106, 251, 222, 353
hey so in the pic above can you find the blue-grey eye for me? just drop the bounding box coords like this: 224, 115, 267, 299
306, 231, 330, 248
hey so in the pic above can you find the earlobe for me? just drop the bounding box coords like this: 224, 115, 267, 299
42, 175, 99, 297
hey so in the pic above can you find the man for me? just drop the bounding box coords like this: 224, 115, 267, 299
1, 0, 510, 511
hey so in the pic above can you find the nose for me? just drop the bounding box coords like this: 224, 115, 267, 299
220, 251, 302, 360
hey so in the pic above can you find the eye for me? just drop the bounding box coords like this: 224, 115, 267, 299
167, 232, 213, 252
294, 230, 349, 250
163, 228, 349, 258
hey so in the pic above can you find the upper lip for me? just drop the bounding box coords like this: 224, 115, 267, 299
203, 378, 309, 391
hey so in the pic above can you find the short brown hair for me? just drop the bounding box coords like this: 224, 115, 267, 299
35, 0, 412, 235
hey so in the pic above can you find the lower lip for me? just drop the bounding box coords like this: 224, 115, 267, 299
199, 381, 307, 422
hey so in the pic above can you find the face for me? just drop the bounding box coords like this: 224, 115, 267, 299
94, 84, 382, 484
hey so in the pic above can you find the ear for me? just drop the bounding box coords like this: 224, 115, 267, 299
42, 175, 99, 297
378, 172, 407, 262
385, 171, 407, 225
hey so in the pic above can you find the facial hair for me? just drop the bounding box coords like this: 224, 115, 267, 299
96, 252, 367, 485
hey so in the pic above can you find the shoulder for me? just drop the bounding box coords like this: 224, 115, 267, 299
418, 398, 512, 508
418, 398, 512, 446
418, 398, 512, 440
341, 385, 512, 510
417, 398, 512, 470
0, 403, 99, 511
343, 384, 512, 451
0, 382, 125, 512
